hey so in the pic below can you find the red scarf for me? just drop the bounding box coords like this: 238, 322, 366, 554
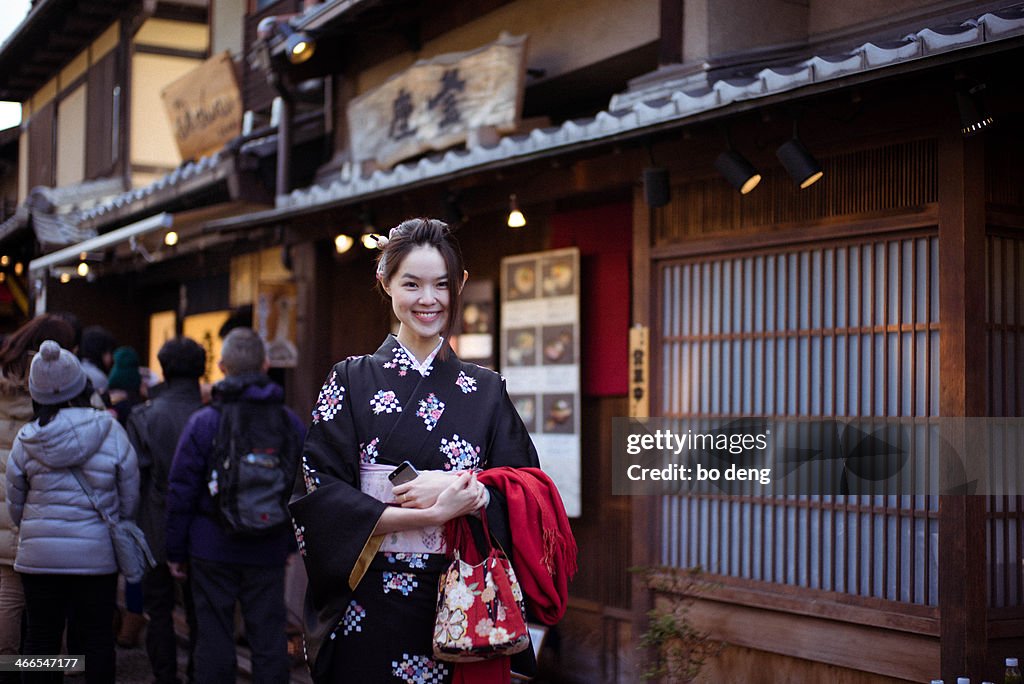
446, 467, 578, 684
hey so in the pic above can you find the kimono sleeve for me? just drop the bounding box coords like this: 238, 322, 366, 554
289, 360, 388, 611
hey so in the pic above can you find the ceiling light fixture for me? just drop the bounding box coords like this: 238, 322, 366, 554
334, 234, 354, 254
715, 149, 761, 194
956, 82, 994, 136
507, 194, 526, 228
776, 123, 823, 189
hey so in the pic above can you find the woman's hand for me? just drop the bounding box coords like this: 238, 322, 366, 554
374, 471, 487, 533
392, 470, 459, 509
427, 472, 488, 524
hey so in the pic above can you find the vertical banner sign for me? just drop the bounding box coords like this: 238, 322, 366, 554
629, 324, 649, 417
500, 248, 581, 517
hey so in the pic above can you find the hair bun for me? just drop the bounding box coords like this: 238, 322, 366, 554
39, 340, 62, 361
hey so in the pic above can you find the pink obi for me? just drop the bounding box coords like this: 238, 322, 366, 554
360, 463, 446, 554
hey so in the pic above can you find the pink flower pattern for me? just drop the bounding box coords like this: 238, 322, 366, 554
439, 434, 481, 471
416, 393, 446, 432
312, 370, 344, 423
455, 371, 478, 394
370, 389, 401, 414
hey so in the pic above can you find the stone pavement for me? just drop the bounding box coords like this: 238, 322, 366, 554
107, 613, 312, 683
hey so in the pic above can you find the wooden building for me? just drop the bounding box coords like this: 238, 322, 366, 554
1, 1, 1023, 682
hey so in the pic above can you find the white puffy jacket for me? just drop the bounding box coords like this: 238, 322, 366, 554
6, 407, 139, 575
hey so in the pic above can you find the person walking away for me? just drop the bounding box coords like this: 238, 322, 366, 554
78, 326, 116, 398
0, 317, 77, 684
166, 328, 303, 684
290, 218, 541, 682
6, 340, 139, 684
105, 345, 148, 648
126, 337, 206, 684
108, 346, 147, 426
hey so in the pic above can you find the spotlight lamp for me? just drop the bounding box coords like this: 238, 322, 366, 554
285, 31, 315, 65
715, 149, 761, 194
334, 234, 354, 254
957, 82, 994, 136
642, 167, 671, 208
776, 129, 823, 189
507, 194, 526, 228
259, 17, 316, 65
277, 21, 316, 65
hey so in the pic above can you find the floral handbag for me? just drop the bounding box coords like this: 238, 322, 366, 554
433, 512, 530, 662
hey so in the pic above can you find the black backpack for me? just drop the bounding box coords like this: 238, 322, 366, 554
207, 398, 300, 538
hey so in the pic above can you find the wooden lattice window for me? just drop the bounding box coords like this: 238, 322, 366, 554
656, 231, 940, 605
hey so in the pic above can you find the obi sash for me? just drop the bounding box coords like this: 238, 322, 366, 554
359, 462, 445, 554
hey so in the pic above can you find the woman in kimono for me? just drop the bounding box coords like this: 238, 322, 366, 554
292, 218, 540, 683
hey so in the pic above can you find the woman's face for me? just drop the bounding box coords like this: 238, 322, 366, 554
384, 245, 450, 350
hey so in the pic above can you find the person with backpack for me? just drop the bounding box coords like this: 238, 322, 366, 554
126, 337, 206, 684
165, 327, 303, 684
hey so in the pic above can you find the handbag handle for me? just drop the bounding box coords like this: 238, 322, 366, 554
447, 504, 509, 561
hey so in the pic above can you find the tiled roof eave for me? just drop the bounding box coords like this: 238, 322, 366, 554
273, 6, 1024, 216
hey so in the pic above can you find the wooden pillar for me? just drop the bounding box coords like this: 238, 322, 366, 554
631, 185, 660, 676
937, 129, 988, 681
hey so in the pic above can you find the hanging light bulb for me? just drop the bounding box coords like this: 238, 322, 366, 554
507, 194, 526, 228
77, 262, 89, 277
164, 231, 179, 246
334, 234, 354, 254
14, 262, 23, 276
59, 272, 71, 284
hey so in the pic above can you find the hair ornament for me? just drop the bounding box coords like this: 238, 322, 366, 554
372, 234, 389, 249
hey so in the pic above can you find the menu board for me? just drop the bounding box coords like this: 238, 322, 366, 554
500, 248, 581, 517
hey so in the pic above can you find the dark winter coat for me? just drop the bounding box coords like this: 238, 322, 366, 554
165, 374, 304, 567
125, 378, 204, 565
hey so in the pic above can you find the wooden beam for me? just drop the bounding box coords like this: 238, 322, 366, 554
659, 0, 683, 65
937, 128, 988, 682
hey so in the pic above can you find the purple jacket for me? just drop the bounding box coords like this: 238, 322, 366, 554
165, 374, 305, 567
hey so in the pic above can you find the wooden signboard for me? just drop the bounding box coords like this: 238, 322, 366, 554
161, 51, 242, 161
348, 33, 527, 168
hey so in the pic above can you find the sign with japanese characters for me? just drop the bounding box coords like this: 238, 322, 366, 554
161, 51, 243, 161
348, 33, 527, 168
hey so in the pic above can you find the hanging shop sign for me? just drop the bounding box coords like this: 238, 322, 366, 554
348, 33, 527, 169
257, 280, 299, 368
500, 248, 581, 517
161, 51, 243, 161
628, 324, 649, 417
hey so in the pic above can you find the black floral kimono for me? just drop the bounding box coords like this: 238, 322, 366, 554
291, 336, 540, 683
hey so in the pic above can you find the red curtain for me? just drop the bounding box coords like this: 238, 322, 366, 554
549, 202, 631, 397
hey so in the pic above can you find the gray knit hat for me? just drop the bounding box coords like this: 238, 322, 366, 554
29, 340, 88, 405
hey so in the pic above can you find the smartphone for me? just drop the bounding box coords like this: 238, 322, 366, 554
388, 461, 419, 486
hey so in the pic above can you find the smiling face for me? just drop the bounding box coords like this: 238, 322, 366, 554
383, 245, 451, 360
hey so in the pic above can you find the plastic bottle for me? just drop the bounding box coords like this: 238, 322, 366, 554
1007, 657, 1023, 684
